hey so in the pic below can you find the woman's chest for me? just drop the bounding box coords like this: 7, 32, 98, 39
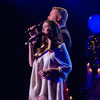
34, 52, 58, 68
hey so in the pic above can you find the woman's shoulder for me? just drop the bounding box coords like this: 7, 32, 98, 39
54, 43, 69, 56
58, 43, 67, 49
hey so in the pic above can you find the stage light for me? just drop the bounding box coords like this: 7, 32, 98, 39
87, 63, 90, 66
69, 96, 73, 100
88, 15, 100, 33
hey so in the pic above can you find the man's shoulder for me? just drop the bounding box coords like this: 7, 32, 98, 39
60, 27, 69, 34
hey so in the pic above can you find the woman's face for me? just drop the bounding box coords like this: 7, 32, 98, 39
42, 22, 51, 34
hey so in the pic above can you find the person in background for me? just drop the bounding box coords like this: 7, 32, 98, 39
28, 20, 72, 100
48, 7, 72, 54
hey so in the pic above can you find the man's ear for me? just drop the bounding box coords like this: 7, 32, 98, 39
57, 15, 62, 21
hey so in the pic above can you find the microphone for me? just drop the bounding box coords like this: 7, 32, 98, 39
24, 25, 41, 34
24, 21, 43, 34
25, 33, 42, 45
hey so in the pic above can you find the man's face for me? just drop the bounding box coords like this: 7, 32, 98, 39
47, 9, 59, 22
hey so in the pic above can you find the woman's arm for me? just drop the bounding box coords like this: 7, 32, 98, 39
28, 25, 38, 67
28, 36, 37, 67
38, 68, 60, 79
38, 67, 71, 80
28, 43, 34, 67
38, 43, 72, 80
55, 43, 72, 80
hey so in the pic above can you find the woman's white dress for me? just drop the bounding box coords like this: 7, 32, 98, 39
29, 43, 72, 100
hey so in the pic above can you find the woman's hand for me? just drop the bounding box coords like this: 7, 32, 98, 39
28, 25, 38, 37
28, 35, 37, 46
38, 68, 60, 80
38, 69, 51, 79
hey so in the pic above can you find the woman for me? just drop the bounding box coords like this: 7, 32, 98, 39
28, 20, 72, 100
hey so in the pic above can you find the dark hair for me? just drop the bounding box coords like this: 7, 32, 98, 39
34, 20, 63, 58
42, 20, 62, 50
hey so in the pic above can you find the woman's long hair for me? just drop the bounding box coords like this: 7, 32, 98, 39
42, 20, 63, 50
34, 20, 63, 56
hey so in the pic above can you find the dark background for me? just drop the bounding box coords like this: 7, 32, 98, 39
1, 0, 100, 100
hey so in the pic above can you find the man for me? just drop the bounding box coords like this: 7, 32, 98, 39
48, 7, 72, 54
